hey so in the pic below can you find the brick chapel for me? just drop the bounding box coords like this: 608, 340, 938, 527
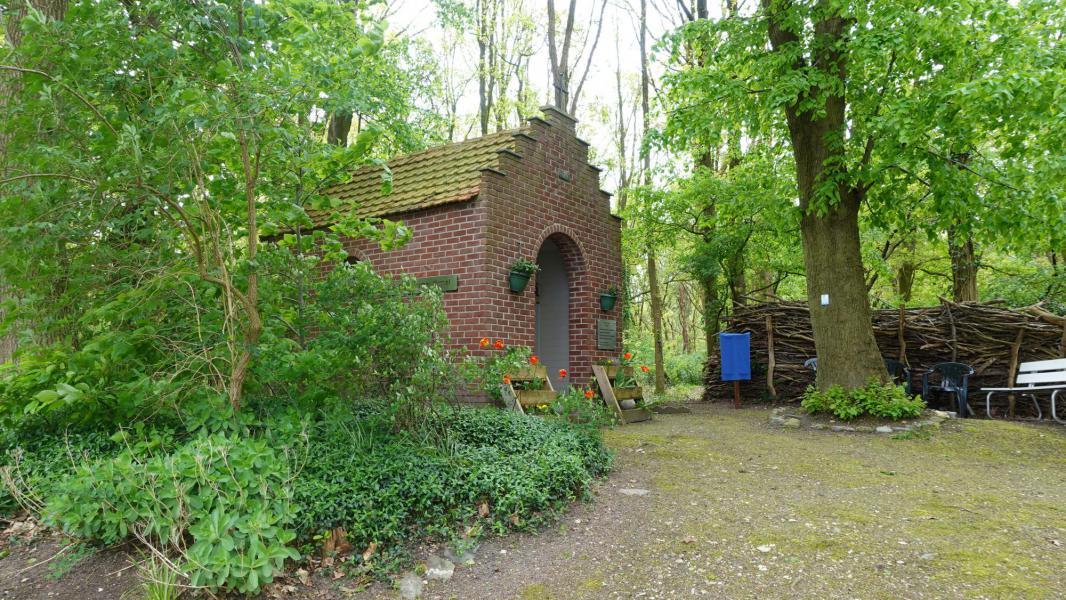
310, 106, 623, 390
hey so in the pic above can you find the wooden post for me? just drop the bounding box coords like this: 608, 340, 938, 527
897, 305, 907, 365
766, 314, 777, 403
1006, 327, 1025, 419
943, 301, 958, 362
733, 380, 741, 409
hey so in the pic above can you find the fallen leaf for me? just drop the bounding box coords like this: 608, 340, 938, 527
362, 541, 377, 563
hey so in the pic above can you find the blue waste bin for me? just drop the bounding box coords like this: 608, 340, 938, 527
719, 332, 751, 381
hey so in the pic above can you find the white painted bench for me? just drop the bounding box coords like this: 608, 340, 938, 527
981, 358, 1066, 423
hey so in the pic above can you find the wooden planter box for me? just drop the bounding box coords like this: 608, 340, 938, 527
516, 389, 557, 407
592, 365, 653, 425
614, 387, 643, 401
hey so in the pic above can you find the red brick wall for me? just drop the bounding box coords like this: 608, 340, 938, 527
480, 107, 624, 388
341, 201, 491, 354
344, 106, 624, 396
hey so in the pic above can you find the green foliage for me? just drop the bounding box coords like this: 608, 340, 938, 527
549, 387, 616, 428
0, 421, 122, 515
290, 405, 612, 561
44, 430, 299, 595
801, 380, 926, 421
510, 258, 541, 276
125, 554, 181, 600
665, 353, 705, 387
253, 259, 451, 410
460, 344, 533, 401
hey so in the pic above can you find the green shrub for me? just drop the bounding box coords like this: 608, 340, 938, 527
252, 260, 451, 410
801, 379, 926, 421
291, 406, 612, 561
43, 431, 299, 594
0, 421, 122, 515
665, 352, 706, 386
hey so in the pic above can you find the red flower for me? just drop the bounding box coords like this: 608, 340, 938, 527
623, 352, 633, 360
479, 338, 490, 348
558, 369, 568, 379
502, 375, 511, 385
584, 389, 594, 399
494, 339, 505, 350
529, 355, 539, 365
640, 365, 650, 373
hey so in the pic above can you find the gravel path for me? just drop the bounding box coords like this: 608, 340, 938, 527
343, 403, 1066, 600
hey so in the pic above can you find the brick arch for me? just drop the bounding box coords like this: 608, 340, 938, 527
535, 225, 588, 285
534, 226, 594, 386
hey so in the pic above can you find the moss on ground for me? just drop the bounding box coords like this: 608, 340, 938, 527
594, 405, 1066, 599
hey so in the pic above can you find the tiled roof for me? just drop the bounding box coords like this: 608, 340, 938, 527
307, 128, 523, 227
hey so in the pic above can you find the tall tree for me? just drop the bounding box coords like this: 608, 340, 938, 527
0, 0, 410, 407
546, 0, 608, 114
638, 0, 667, 393
661, 0, 1064, 390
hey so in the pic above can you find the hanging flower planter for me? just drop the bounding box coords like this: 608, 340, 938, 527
509, 270, 531, 293
509, 258, 539, 293
599, 292, 617, 311
599, 287, 619, 311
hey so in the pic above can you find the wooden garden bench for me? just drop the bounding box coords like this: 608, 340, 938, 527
499, 366, 556, 415
592, 364, 653, 425
981, 358, 1066, 423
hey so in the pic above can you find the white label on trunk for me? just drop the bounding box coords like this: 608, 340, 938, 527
820, 294, 830, 306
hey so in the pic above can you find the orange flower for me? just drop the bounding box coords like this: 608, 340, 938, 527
494, 339, 504, 350
479, 338, 490, 348
529, 355, 539, 365
584, 389, 594, 399
623, 352, 633, 360
640, 365, 650, 373
558, 369, 567, 379
502, 375, 511, 385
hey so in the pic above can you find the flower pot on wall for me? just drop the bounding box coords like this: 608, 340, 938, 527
599, 293, 617, 311
509, 270, 531, 293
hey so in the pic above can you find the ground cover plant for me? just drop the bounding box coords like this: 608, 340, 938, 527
0, 257, 612, 595
801, 379, 926, 421
0, 401, 611, 594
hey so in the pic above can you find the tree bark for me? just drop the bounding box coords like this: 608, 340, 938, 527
948, 227, 978, 302
895, 239, 917, 303
476, 0, 495, 136
766, 0, 887, 389
700, 272, 721, 401
546, 0, 577, 111
677, 282, 691, 353
647, 249, 667, 392
326, 112, 352, 146
637, 0, 666, 393
727, 251, 746, 308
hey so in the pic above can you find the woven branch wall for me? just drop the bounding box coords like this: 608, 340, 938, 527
705, 300, 1066, 416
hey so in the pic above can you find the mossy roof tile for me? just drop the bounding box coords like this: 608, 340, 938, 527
307, 127, 523, 227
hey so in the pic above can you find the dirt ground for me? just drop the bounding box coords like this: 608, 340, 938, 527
4, 403, 1065, 599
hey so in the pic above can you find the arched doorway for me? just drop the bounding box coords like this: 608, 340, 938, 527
535, 235, 577, 390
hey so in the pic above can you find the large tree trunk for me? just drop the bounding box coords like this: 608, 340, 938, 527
326, 112, 352, 146
768, 3, 887, 390
727, 251, 746, 308
895, 238, 917, 303
799, 192, 887, 389
677, 282, 691, 353
948, 227, 978, 302
647, 249, 667, 392
1, 0, 70, 364
700, 271, 722, 401
637, 0, 665, 393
